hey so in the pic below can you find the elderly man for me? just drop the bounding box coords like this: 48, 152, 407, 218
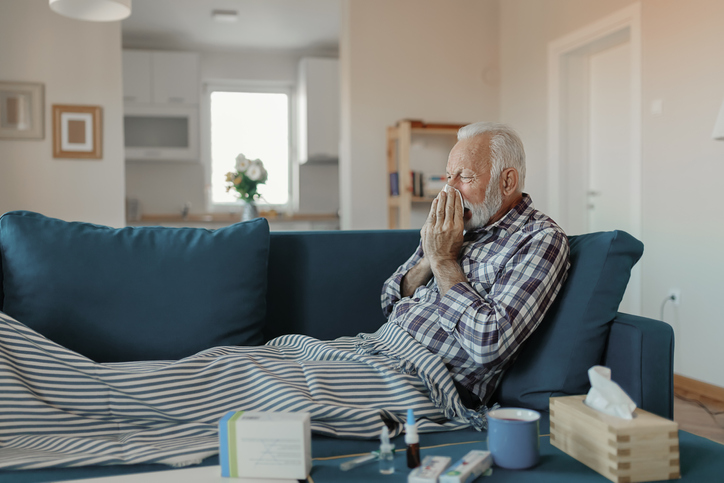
382, 122, 570, 409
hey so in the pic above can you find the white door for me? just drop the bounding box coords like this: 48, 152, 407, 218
548, 4, 642, 316
587, 41, 638, 315
588, 42, 632, 234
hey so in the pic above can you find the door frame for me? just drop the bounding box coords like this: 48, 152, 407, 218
547, 3, 642, 312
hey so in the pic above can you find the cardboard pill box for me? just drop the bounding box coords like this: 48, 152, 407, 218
219, 411, 311, 480
550, 395, 680, 483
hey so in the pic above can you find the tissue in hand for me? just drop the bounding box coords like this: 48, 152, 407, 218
442, 184, 464, 204
584, 366, 637, 419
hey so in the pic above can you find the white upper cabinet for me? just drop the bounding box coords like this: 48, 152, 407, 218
122, 50, 199, 105
122, 51, 152, 104
297, 57, 339, 164
152, 52, 199, 104
122, 50, 200, 161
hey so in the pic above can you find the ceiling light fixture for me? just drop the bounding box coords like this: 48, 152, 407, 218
49, 0, 131, 22
212, 9, 239, 23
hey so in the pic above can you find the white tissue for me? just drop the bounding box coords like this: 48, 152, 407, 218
442, 184, 464, 204
584, 366, 637, 419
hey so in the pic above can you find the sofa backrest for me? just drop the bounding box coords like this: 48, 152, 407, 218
492, 230, 643, 410
1, 213, 643, 410
264, 230, 420, 341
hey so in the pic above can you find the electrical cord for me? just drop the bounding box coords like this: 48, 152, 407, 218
660, 294, 676, 321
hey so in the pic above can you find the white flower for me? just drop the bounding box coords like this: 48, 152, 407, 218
235, 153, 251, 172
246, 163, 263, 181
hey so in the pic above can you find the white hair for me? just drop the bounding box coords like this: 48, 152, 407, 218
457, 122, 526, 190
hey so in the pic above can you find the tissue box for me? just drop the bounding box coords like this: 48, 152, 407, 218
550, 395, 679, 483
219, 411, 312, 479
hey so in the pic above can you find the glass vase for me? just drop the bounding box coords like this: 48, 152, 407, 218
240, 200, 259, 222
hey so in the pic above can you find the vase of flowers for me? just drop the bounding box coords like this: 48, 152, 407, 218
225, 153, 268, 221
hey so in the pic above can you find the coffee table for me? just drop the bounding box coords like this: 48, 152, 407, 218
3, 428, 723, 482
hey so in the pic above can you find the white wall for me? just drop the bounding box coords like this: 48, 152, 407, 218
500, 0, 724, 387
340, 0, 500, 229
299, 162, 339, 214
0, 0, 125, 227
640, 0, 724, 387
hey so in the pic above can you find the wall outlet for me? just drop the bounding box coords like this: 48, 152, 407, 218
668, 288, 681, 306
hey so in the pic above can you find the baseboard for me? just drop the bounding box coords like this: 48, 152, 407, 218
674, 374, 724, 407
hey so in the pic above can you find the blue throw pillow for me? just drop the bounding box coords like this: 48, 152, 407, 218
0, 211, 269, 362
492, 230, 643, 410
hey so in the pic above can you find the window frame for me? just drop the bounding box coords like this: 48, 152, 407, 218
202, 80, 298, 213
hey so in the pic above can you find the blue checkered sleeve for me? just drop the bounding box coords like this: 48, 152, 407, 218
437, 228, 569, 367
381, 242, 424, 317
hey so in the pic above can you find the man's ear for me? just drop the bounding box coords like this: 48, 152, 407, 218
500, 168, 519, 196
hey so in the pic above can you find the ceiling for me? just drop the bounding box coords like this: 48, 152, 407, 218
121, 0, 340, 53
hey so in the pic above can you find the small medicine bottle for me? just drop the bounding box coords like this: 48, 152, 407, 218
379, 426, 395, 474
405, 408, 420, 468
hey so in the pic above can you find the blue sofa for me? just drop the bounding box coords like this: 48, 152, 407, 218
0, 212, 675, 482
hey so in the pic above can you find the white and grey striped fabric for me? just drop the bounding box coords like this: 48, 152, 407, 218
0, 311, 485, 470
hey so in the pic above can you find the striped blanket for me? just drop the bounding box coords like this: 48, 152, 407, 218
0, 311, 485, 470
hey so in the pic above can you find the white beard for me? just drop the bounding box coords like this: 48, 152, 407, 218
464, 177, 503, 231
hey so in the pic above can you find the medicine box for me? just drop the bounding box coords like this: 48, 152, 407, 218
219, 411, 311, 480
439, 450, 492, 483
408, 455, 452, 483
550, 395, 680, 483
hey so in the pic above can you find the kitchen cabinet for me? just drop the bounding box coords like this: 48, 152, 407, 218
122, 51, 152, 104
297, 57, 339, 164
122, 50, 199, 105
122, 50, 200, 162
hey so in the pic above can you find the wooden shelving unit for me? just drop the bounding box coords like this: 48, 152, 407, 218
386, 120, 465, 229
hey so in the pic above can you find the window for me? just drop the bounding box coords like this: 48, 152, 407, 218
208, 87, 291, 208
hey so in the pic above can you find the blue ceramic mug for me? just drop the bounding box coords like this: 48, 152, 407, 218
487, 408, 540, 469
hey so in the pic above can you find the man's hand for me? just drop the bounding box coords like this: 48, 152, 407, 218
421, 188, 468, 296
422, 188, 465, 268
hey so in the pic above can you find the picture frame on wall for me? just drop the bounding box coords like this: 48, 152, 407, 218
52, 104, 102, 159
0, 81, 44, 139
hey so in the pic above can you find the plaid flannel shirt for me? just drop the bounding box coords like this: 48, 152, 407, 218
381, 194, 570, 405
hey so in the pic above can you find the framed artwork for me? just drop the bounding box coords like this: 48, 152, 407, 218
0, 82, 44, 139
52, 104, 102, 159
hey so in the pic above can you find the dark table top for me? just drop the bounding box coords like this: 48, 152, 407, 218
2, 429, 721, 482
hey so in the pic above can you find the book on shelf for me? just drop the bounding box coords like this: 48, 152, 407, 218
388, 171, 422, 196
389, 172, 448, 198
389, 172, 399, 196
412, 171, 424, 197
425, 174, 447, 196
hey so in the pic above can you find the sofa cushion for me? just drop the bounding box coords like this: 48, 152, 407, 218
0, 211, 269, 362
264, 230, 421, 341
492, 230, 643, 411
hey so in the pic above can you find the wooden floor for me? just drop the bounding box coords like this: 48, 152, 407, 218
674, 393, 724, 444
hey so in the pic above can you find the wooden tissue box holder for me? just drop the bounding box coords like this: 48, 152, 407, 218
550, 395, 680, 483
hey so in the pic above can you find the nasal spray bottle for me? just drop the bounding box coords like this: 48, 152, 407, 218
379, 425, 395, 474
405, 408, 421, 468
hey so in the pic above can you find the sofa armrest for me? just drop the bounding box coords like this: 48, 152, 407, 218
602, 312, 674, 419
